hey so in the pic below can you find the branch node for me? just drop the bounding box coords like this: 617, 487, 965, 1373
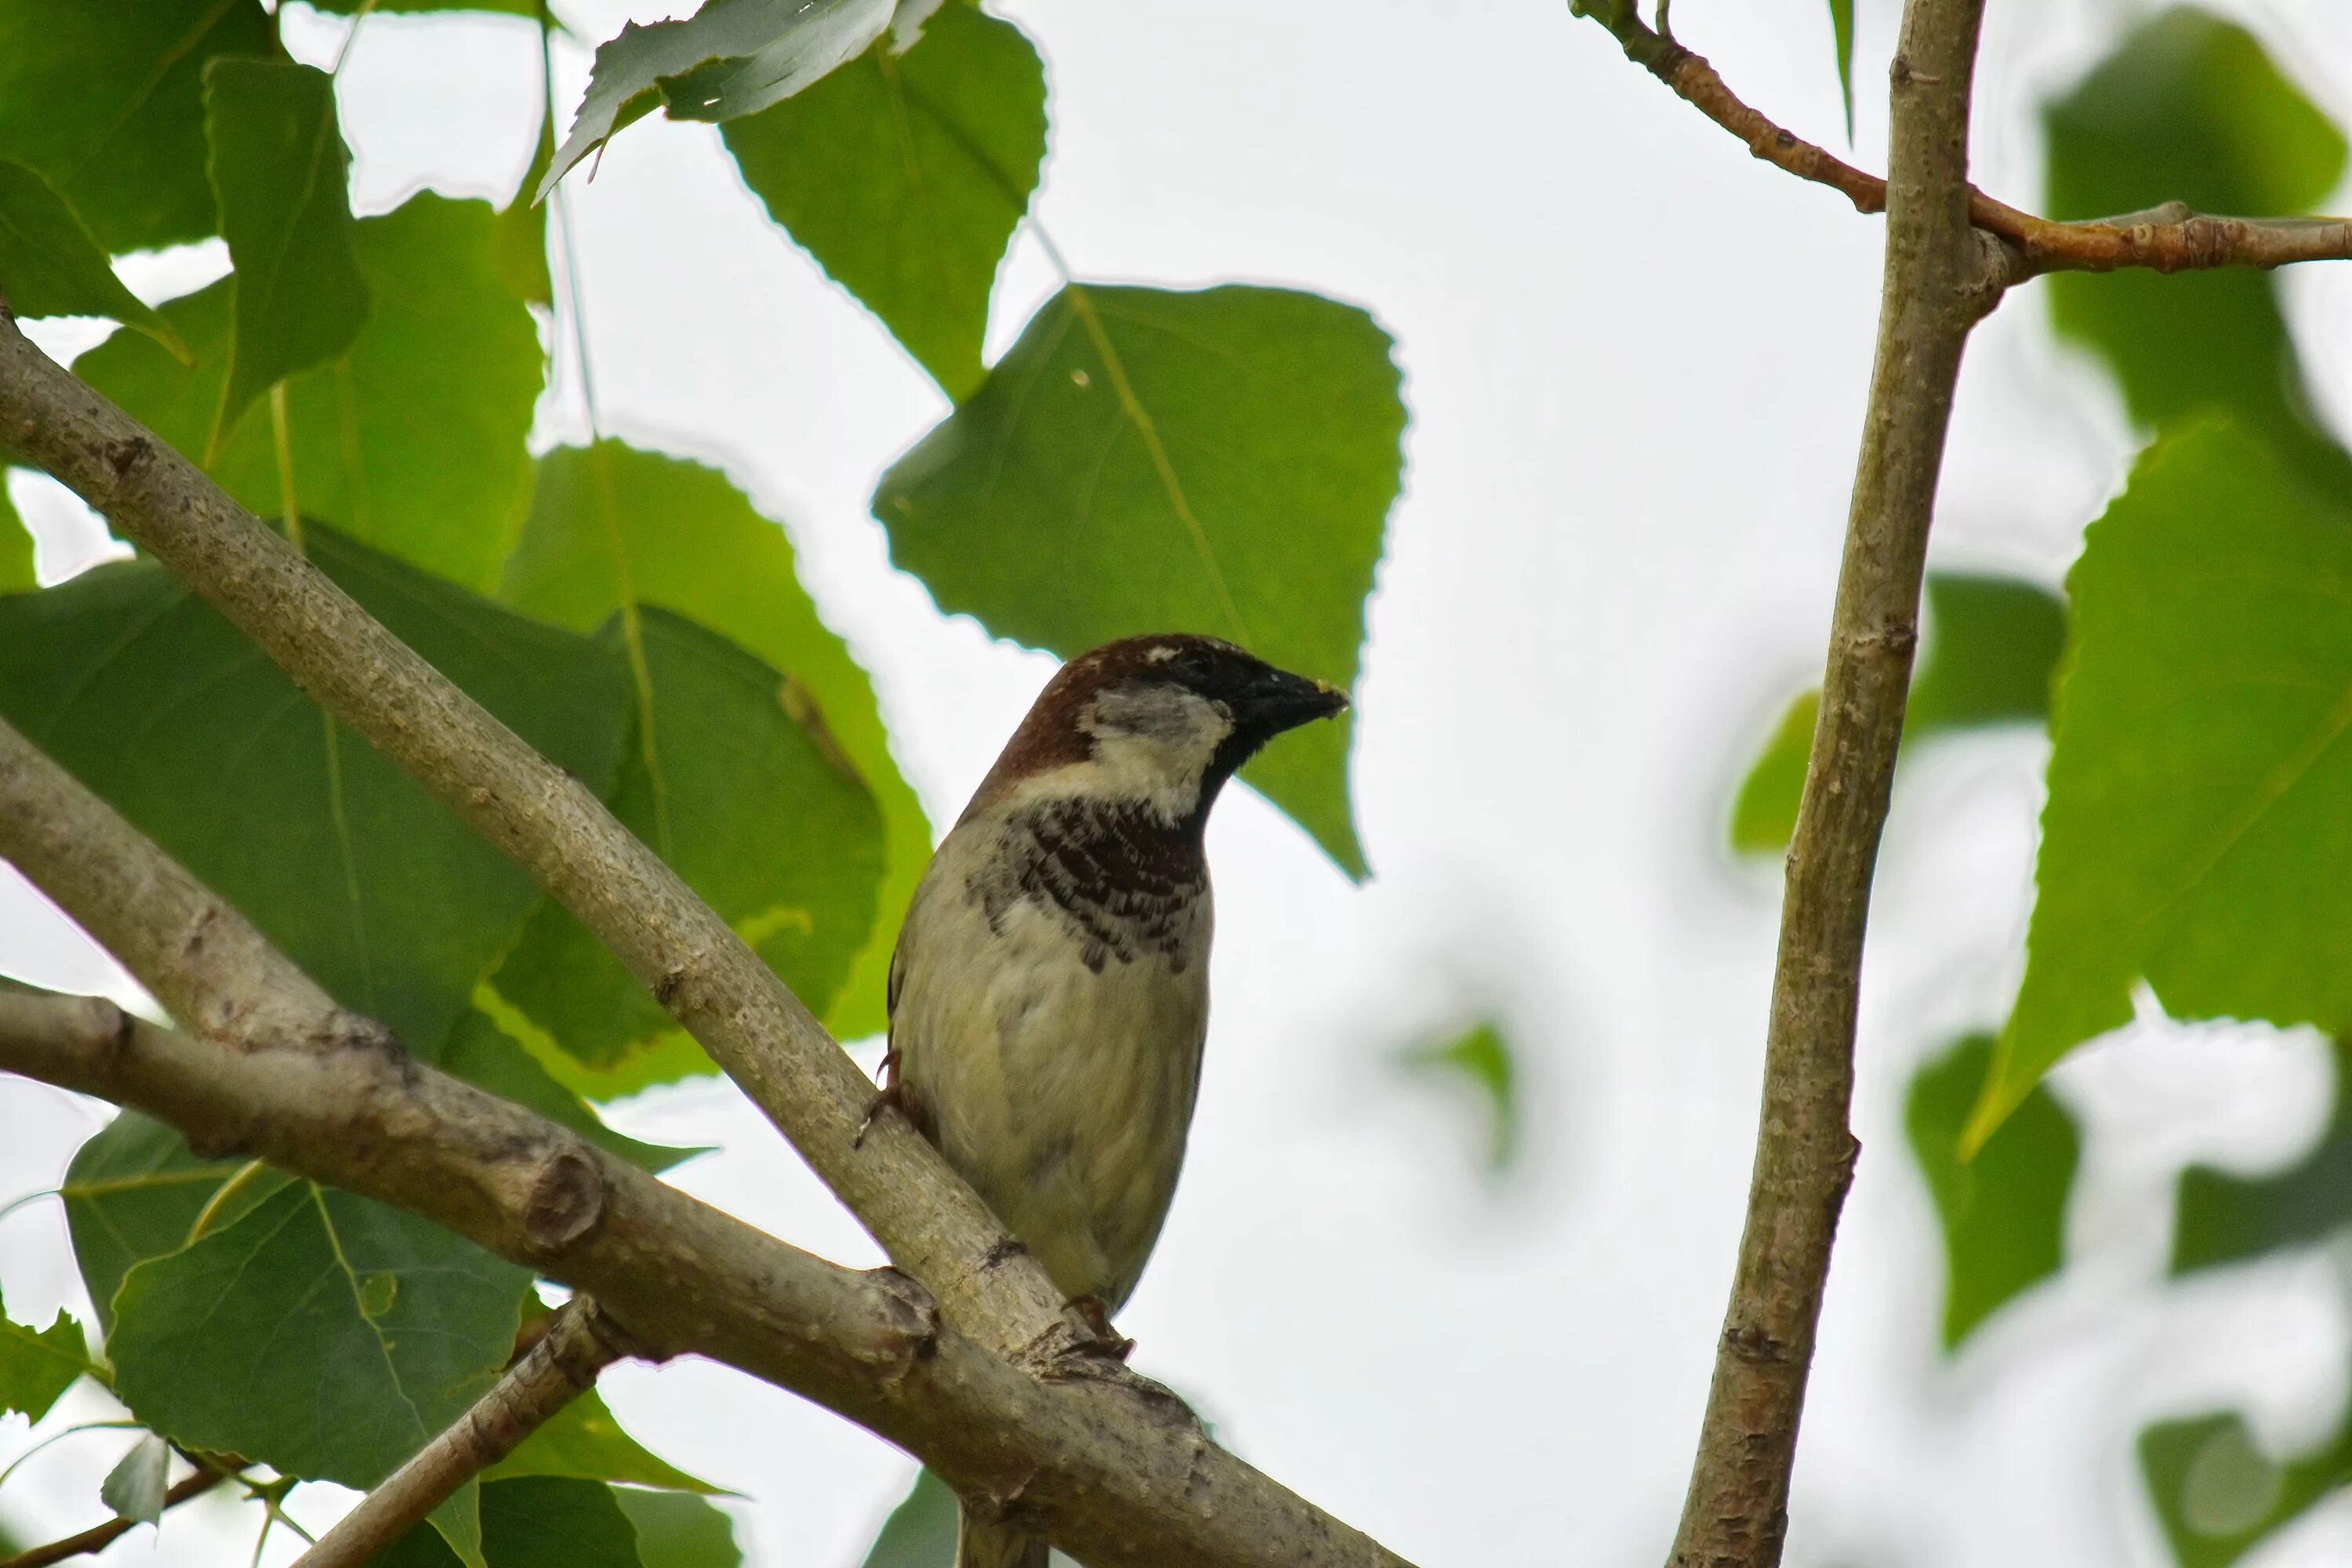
522, 1145, 606, 1257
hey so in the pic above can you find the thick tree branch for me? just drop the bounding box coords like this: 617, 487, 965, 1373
0, 307, 1073, 1368
1665, 5, 2000, 1567
0, 731, 1409, 1568
1566, 0, 2352, 278
0, 1460, 230, 1568
291, 1298, 631, 1568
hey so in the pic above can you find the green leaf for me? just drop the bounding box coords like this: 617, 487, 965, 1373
0, 475, 33, 592
0, 0, 273, 252
873, 284, 1406, 877
858, 1469, 958, 1568
63, 1112, 254, 1336
1728, 572, 2065, 855
1394, 1021, 1519, 1171
77, 193, 545, 590
539, 0, 892, 201
492, 605, 884, 1068
0, 162, 187, 358
303, 0, 534, 13
0, 1285, 93, 1421
107, 1178, 533, 1490
2045, 9, 2352, 499
1905, 1034, 2078, 1348
1828, 0, 1856, 142
497, 440, 927, 1041
721, 5, 1045, 397
2141, 1412, 2352, 1568
100, 1432, 169, 1526
0, 526, 630, 1058
487, 1388, 721, 1492
438, 1009, 704, 1173
615, 1493, 739, 1568
495, 58, 557, 309
383, 1479, 648, 1568
1978, 423, 2352, 1143
2173, 1038, 2352, 1274
201, 56, 370, 449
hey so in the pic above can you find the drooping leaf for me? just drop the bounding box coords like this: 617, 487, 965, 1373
1906, 1034, 2078, 1348
0, 1285, 93, 1421
1976, 424, 2352, 1143
1, 476, 32, 591
0, 526, 630, 1058
107, 1179, 533, 1491
721, 4, 1046, 397
492, 606, 884, 1068
2173, 1038, 2352, 1274
497, 440, 926, 1042
1828, 0, 1857, 142
201, 57, 371, 448
487, 1387, 722, 1492
0, 0, 273, 252
1729, 572, 2065, 855
0, 161, 187, 358
539, 0, 893, 201
2045, 9, 2352, 498
1395, 1020, 1519, 1171
383, 1479, 647, 1568
873, 284, 1405, 877
616, 1492, 740, 1568
438, 1009, 705, 1173
2141, 1411, 2352, 1568
78, 194, 545, 589
100, 1432, 170, 1526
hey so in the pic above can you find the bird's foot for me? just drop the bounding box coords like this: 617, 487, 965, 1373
854, 1081, 904, 1149
1065, 1294, 1134, 1361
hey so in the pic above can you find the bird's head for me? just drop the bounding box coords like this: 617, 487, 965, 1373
968, 634, 1349, 825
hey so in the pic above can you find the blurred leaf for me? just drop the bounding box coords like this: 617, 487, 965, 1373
2142, 1411, 2352, 1568
857, 1471, 1075, 1568
304, 0, 534, 13
201, 58, 370, 448
1828, 0, 1856, 142
873, 284, 1404, 877
615, 1492, 739, 1568
0, 1286, 92, 1421
1978, 424, 2352, 1144
63, 1112, 252, 1336
0, 0, 273, 252
539, 0, 891, 201
493, 606, 884, 1067
383, 1479, 647, 1568
2174, 1039, 2352, 1274
497, 440, 926, 1042
78, 194, 545, 590
108, 1179, 533, 1492
100, 1432, 169, 1526
495, 60, 557, 308
1396, 1021, 1519, 1171
722, 5, 1045, 397
0, 526, 629, 1058
487, 1388, 722, 1492
437, 1008, 705, 1173
0, 162, 186, 358
0, 477, 31, 591
1730, 573, 2064, 856
1906, 1034, 2078, 1348
2045, 9, 2352, 498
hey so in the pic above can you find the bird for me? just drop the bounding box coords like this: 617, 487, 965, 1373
880, 633, 1348, 1568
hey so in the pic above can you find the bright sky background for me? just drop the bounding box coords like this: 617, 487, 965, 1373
9, 1, 2352, 1564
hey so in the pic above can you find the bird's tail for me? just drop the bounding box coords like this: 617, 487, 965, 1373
957, 1508, 1048, 1568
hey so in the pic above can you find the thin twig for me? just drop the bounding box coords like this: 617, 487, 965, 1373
1566, 0, 2352, 278
291, 1298, 633, 1568
1664, 3, 2003, 1566
0, 1463, 230, 1568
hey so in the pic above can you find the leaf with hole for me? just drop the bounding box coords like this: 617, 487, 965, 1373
873, 284, 1404, 877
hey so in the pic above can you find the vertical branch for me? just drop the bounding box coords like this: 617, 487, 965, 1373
1668, 3, 2006, 1566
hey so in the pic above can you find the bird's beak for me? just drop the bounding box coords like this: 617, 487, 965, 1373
1237, 666, 1350, 735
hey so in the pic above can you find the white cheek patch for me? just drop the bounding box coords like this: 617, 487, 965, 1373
1009, 684, 1234, 819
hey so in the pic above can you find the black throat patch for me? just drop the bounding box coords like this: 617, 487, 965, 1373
968, 798, 1208, 974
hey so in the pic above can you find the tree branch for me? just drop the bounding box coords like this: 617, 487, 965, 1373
0, 306, 1073, 1368
0, 732, 1409, 1568
1665, 5, 2000, 1567
0, 1460, 230, 1568
1566, 0, 2352, 278
290, 1298, 631, 1568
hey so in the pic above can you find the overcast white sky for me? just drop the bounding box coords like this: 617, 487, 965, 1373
10, 1, 2352, 1564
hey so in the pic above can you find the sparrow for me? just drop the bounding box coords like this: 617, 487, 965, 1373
880, 633, 1347, 1568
